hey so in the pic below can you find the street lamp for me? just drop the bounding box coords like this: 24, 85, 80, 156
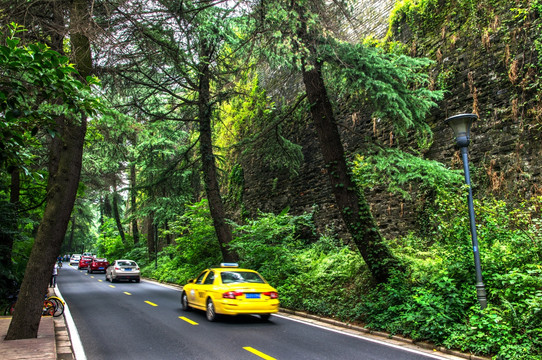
445, 113, 487, 310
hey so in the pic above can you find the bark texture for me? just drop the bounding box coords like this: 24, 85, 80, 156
301, 58, 401, 283
5, 114, 86, 339
198, 40, 237, 262
130, 163, 140, 244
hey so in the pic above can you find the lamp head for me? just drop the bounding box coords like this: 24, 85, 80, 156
445, 113, 477, 148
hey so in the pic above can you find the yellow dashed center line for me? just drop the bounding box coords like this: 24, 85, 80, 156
145, 301, 158, 307
179, 316, 198, 325
98, 280, 103, 282
124, 292, 132, 296
243, 347, 276, 360
90, 276, 94, 279
109, 285, 115, 288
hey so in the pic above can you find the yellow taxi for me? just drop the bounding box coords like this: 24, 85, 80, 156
181, 263, 279, 321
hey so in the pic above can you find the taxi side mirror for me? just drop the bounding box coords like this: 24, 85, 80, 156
187, 279, 194, 284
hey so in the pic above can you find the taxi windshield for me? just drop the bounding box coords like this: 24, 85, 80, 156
221, 271, 265, 284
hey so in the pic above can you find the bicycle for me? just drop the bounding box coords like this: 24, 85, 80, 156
45, 295, 65, 317
2, 291, 65, 317
42, 299, 55, 316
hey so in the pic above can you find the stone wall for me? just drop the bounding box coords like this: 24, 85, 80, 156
239, 0, 542, 240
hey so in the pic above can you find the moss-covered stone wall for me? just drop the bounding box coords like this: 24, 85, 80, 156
239, 0, 542, 240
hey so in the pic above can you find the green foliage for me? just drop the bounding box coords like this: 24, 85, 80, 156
388, 0, 447, 35
229, 208, 315, 285
276, 234, 366, 317
0, 23, 101, 169
351, 148, 463, 200
388, 0, 480, 37
217, 71, 304, 178
324, 39, 443, 141
95, 218, 130, 261
142, 199, 222, 284
226, 163, 244, 205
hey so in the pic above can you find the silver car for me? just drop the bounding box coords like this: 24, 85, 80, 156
105, 260, 141, 283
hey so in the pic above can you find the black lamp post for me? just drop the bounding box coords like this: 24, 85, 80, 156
445, 113, 487, 310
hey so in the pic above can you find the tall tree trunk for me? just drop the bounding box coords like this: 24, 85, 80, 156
112, 186, 126, 244
301, 58, 401, 284
165, 220, 171, 245
130, 163, 139, 244
198, 40, 237, 262
67, 215, 76, 253
103, 194, 112, 218
6, 0, 92, 339
9, 168, 20, 205
6, 114, 87, 339
146, 213, 155, 260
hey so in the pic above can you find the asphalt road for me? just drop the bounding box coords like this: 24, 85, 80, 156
57, 264, 449, 360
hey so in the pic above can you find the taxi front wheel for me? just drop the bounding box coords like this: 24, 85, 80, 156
206, 298, 218, 322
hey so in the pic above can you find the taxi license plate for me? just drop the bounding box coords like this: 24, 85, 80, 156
245, 293, 260, 299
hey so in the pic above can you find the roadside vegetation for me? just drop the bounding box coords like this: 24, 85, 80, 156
1, 1, 541, 358
91, 195, 541, 359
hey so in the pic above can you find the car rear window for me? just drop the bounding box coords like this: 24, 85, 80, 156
118, 261, 137, 266
221, 271, 265, 284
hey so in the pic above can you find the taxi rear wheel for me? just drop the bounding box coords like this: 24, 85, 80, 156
181, 292, 191, 311
206, 298, 217, 322
260, 314, 271, 321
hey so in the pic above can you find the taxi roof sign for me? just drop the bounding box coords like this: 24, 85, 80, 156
220, 262, 239, 268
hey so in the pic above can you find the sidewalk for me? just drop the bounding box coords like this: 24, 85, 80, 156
0, 316, 55, 359
0, 288, 75, 360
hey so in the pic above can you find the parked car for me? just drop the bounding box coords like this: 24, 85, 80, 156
105, 260, 140, 283
69, 254, 81, 266
88, 258, 109, 274
77, 256, 93, 270
181, 263, 279, 322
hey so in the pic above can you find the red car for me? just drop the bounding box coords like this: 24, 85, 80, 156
88, 258, 109, 274
78, 256, 93, 270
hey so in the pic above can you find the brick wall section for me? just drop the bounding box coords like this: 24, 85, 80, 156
239, 1, 542, 240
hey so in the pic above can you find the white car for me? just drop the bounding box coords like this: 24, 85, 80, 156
69, 254, 81, 265
106, 260, 141, 283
